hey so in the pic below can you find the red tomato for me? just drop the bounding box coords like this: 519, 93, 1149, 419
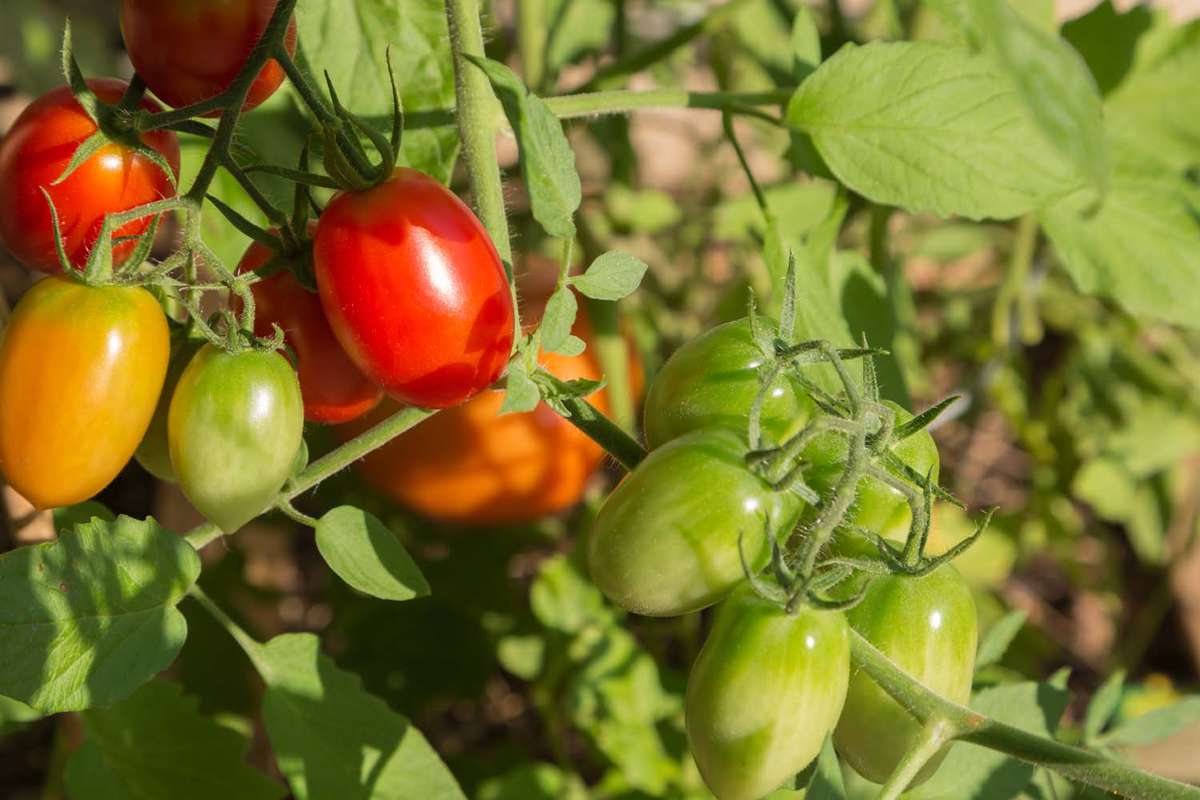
121, 0, 297, 113
0, 79, 180, 274
338, 280, 641, 525
314, 168, 515, 409
236, 233, 382, 424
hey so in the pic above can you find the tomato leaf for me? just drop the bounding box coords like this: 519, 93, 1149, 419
51, 500, 114, 532
788, 41, 1083, 220
64, 679, 284, 800
256, 633, 466, 800
314, 507, 430, 602
1040, 140, 1200, 329
293, 0, 458, 182
1097, 697, 1200, 748
975, 610, 1027, 669
967, 0, 1108, 196
1084, 668, 1126, 743
0, 515, 199, 713
539, 286, 579, 354
570, 251, 648, 301
803, 736, 846, 798
469, 56, 581, 238
791, 4, 822, 79
501, 362, 542, 415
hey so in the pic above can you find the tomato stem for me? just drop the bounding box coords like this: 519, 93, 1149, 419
875, 719, 952, 800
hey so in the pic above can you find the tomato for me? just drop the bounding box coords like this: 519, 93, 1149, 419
314, 168, 514, 409
120, 0, 297, 113
0, 276, 168, 508
834, 565, 977, 786
802, 400, 940, 538
0, 79, 180, 274
342, 310, 636, 523
135, 336, 201, 482
168, 345, 303, 533
236, 234, 382, 424
588, 428, 804, 617
643, 317, 815, 450
686, 587, 850, 800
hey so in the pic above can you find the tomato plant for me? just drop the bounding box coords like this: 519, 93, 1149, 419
686, 586, 850, 800
835, 564, 977, 786
644, 316, 815, 449
314, 168, 515, 409
588, 428, 804, 617
134, 335, 201, 482
167, 344, 303, 533
120, 0, 297, 113
0, 79, 179, 273
236, 233, 382, 424
0, 275, 168, 508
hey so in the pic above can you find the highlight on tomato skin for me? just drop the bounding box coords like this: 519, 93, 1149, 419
314, 167, 515, 410
0, 79, 180, 274
0, 276, 169, 509
120, 0, 298, 113
235, 231, 383, 425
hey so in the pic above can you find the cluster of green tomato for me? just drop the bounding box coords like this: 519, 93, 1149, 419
587, 317, 979, 800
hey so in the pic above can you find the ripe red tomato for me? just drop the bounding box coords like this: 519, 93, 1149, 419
120, 0, 297, 113
314, 168, 515, 409
0, 276, 169, 508
0, 79, 180, 274
236, 233, 382, 424
339, 298, 640, 524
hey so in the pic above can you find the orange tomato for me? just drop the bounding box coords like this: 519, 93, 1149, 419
0, 276, 169, 508
341, 306, 640, 525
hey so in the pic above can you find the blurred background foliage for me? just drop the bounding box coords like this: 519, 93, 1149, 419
1, 0, 1199, 798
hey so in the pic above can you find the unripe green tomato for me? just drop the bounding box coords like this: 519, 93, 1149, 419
686, 587, 850, 800
802, 400, 939, 538
643, 318, 815, 450
834, 565, 977, 785
588, 429, 804, 617
168, 344, 303, 533
135, 337, 201, 482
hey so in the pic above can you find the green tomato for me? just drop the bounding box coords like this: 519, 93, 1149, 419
834, 565, 977, 785
643, 318, 815, 450
588, 429, 804, 617
686, 587, 850, 800
135, 336, 200, 482
168, 344, 303, 533
802, 400, 939, 539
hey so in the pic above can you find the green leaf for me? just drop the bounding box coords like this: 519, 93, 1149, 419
1040, 140, 1200, 329
1104, 16, 1200, 172
0, 694, 40, 734
496, 634, 545, 681
604, 185, 682, 234
792, 4, 822, 79
0, 516, 200, 713
570, 251, 648, 301
910, 680, 1069, 799
967, 0, 1107, 194
257, 633, 466, 800
1099, 697, 1200, 748
529, 555, 614, 634
501, 362, 542, 415
788, 41, 1082, 220
52, 501, 114, 532
64, 680, 284, 800
1084, 669, 1127, 743
976, 610, 1027, 669
540, 286, 579, 354
178, 135, 266, 270
294, 0, 458, 181
314, 507, 429, 601
804, 736, 846, 799
1061, 0, 1155, 95
470, 57, 580, 238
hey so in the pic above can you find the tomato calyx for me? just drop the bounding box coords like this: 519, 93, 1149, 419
320, 52, 405, 192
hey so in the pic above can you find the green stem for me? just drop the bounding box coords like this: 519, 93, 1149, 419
545, 88, 792, 120
556, 396, 647, 471
876, 720, 951, 800
187, 585, 267, 672
850, 631, 1200, 799
517, 0, 548, 93
992, 214, 1038, 348
184, 406, 436, 550
444, 0, 512, 266
575, 0, 757, 92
